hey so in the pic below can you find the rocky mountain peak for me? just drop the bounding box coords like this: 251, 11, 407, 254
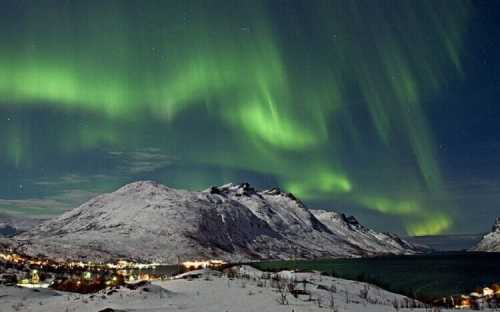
493, 216, 500, 232
472, 216, 500, 252
343, 215, 360, 226
115, 180, 169, 194
260, 187, 305, 207
205, 182, 258, 197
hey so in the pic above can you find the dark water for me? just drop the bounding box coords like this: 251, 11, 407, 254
252, 252, 500, 300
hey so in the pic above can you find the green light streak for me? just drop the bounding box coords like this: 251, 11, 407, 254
284, 171, 352, 199
358, 196, 420, 216
356, 195, 453, 235
5, 125, 26, 168
406, 213, 453, 236
0, 0, 472, 234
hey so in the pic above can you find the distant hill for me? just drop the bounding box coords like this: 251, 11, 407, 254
406, 234, 483, 252
12, 181, 425, 263
473, 217, 500, 252
0, 213, 45, 237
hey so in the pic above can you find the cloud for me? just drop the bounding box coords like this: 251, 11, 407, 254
108, 148, 176, 174
0, 147, 175, 218
34, 173, 109, 186
0, 189, 98, 218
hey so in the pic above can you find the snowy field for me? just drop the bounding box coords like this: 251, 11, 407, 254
0, 266, 478, 312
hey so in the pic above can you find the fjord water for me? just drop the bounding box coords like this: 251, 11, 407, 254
253, 252, 500, 300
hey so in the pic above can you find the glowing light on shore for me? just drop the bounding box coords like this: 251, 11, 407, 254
182, 259, 226, 269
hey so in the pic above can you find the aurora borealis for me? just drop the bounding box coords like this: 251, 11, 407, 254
1, 0, 499, 236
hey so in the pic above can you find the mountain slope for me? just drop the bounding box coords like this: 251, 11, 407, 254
311, 210, 427, 254
473, 217, 500, 252
14, 181, 423, 263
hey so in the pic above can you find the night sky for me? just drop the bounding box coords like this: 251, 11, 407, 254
1, 0, 499, 236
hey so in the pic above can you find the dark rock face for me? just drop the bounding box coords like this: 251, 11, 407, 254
0, 224, 16, 237
343, 215, 360, 226
493, 217, 500, 232
0, 213, 45, 237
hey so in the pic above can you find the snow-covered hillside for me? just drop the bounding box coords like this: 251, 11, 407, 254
13, 181, 423, 263
311, 210, 424, 254
0, 267, 440, 312
473, 217, 500, 252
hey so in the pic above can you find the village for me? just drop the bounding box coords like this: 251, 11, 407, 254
0, 249, 227, 292
435, 284, 500, 310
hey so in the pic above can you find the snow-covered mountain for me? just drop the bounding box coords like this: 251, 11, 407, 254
473, 217, 500, 252
13, 181, 424, 263
311, 210, 423, 254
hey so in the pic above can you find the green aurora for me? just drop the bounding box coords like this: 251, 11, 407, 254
0, 0, 474, 235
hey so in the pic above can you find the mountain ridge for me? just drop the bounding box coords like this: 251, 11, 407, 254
12, 181, 425, 263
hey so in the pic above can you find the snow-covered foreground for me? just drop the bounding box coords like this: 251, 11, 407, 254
0, 267, 475, 312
